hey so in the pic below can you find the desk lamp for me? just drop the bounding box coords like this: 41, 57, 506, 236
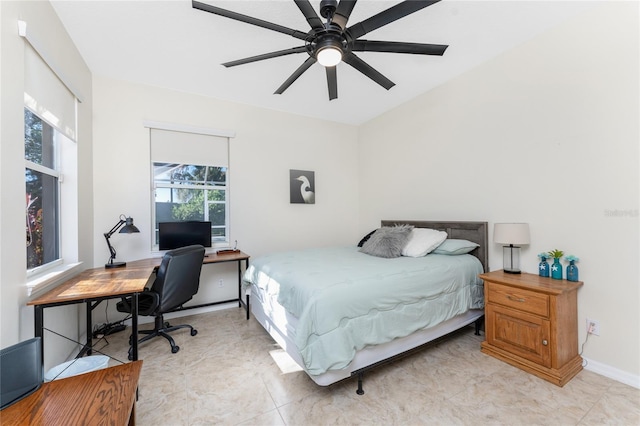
493, 223, 530, 274
104, 215, 140, 268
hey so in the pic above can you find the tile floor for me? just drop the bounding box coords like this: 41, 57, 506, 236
95, 308, 640, 425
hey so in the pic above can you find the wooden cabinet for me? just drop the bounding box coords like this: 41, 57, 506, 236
480, 270, 583, 386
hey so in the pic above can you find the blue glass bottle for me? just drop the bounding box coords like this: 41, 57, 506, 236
538, 256, 549, 277
551, 258, 563, 280
566, 260, 579, 282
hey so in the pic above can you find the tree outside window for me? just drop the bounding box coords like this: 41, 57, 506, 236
153, 163, 227, 246
25, 109, 60, 269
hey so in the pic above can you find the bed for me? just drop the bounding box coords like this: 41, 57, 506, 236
244, 220, 488, 394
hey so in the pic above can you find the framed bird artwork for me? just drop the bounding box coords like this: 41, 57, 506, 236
290, 169, 315, 204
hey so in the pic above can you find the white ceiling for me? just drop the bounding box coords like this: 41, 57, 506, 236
50, 0, 595, 125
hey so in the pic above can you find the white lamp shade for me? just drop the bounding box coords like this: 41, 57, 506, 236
493, 223, 530, 245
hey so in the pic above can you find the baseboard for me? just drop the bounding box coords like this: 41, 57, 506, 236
122, 301, 237, 326
164, 302, 237, 320
583, 357, 640, 389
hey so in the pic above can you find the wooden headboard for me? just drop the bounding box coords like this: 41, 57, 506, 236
381, 220, 489, 273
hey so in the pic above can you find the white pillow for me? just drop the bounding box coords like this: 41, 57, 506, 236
401, 228, 448, 258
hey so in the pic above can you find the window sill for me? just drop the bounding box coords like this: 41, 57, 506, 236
26, 262, 83, 297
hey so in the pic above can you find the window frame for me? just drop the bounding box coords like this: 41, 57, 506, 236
146, 122, 235, 253
152, 162, 230, 249
25, 107, 62, 275
21, 25, 83, 294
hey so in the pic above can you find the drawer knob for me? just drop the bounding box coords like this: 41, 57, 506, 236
507, 295, 526, 303
542, 340, 548, 346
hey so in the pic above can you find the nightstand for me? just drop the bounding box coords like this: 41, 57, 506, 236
479, 270, 584, 386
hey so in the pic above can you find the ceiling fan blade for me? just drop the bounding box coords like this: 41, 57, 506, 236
223, 46, 308, 67
294, 0, 324, 30
326, 66, 338, 100
332, 0, 358, 31
275, 57, 317, 95
342, 52, 394, 90
192, 0, 308, 41
347, 0, 440, 40
352, 40, 448, 56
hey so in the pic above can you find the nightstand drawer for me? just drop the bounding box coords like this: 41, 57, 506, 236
486, 282, 549, 317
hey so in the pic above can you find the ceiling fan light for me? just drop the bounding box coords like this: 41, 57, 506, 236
317, 46, 342, 67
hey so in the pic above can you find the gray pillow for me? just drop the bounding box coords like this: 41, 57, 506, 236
359, 225, 413, 258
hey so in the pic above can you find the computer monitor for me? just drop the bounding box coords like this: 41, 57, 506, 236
158, 221, 212, 250
0, 337, 43, 409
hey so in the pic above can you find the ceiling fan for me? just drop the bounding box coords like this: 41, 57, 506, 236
192, 0, 448, 100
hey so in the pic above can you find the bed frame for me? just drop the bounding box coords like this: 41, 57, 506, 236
381, 220, 489, 272
250, 220, 488, 395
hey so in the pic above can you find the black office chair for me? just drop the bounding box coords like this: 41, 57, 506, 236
117, 245, 205, 359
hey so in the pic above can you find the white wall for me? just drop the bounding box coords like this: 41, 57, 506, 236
0, 0, 94, 371
91, 76, 360, 322
358, 2, 639, 385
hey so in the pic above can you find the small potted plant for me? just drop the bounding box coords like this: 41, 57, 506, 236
547, 249, 564, 280
537, 253, 550, 277
564, 255, 579, 282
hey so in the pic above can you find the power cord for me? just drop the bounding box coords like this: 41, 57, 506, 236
579, 323, 594, 368
92, 315, 130, 339
91, 300, 126, 338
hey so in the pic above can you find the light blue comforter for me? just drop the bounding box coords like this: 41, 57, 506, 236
244, 246, 484, 375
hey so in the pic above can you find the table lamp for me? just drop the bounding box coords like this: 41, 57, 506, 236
104, 215, 140, 268
493, 223, 530, 274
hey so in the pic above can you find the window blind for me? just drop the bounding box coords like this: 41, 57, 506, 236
23, 43, 77, 141
150, 128, 229, 167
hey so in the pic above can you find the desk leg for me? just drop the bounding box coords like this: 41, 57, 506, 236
238, 259, 249, 321
238, 259, 251, 320
131, 293, 139, 361
244, 259, 250, 320
237, 260, 242, 308
86, 301, 93, 355
34, 305, 44, 367
246, 293, 250, 320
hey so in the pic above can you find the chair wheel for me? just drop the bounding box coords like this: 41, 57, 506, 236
129, 336, 133, 345
128, 353, 133, 361
191, 329, 198, 336
171, 346, 180, 354
164, 321, 171, 328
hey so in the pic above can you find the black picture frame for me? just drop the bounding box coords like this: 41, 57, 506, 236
290, 170, 315, 204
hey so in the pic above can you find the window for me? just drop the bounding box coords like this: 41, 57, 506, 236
21, 21, 80, 289
153, 163, 227, 243
149, 127, 231, 249
25, 108, 60, 270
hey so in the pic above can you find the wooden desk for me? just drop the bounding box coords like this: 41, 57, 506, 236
0, 361, 142, 425
28, 259, 157, 363
193, 251, 251, 319
28, 251, 250, 365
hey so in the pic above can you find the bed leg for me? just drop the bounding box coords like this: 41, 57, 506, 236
356, 372, 365, 395
474, 316, 484, 336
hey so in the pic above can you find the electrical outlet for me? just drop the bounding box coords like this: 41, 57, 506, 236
218, 279, 224, 288
586, 318, 600, 336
